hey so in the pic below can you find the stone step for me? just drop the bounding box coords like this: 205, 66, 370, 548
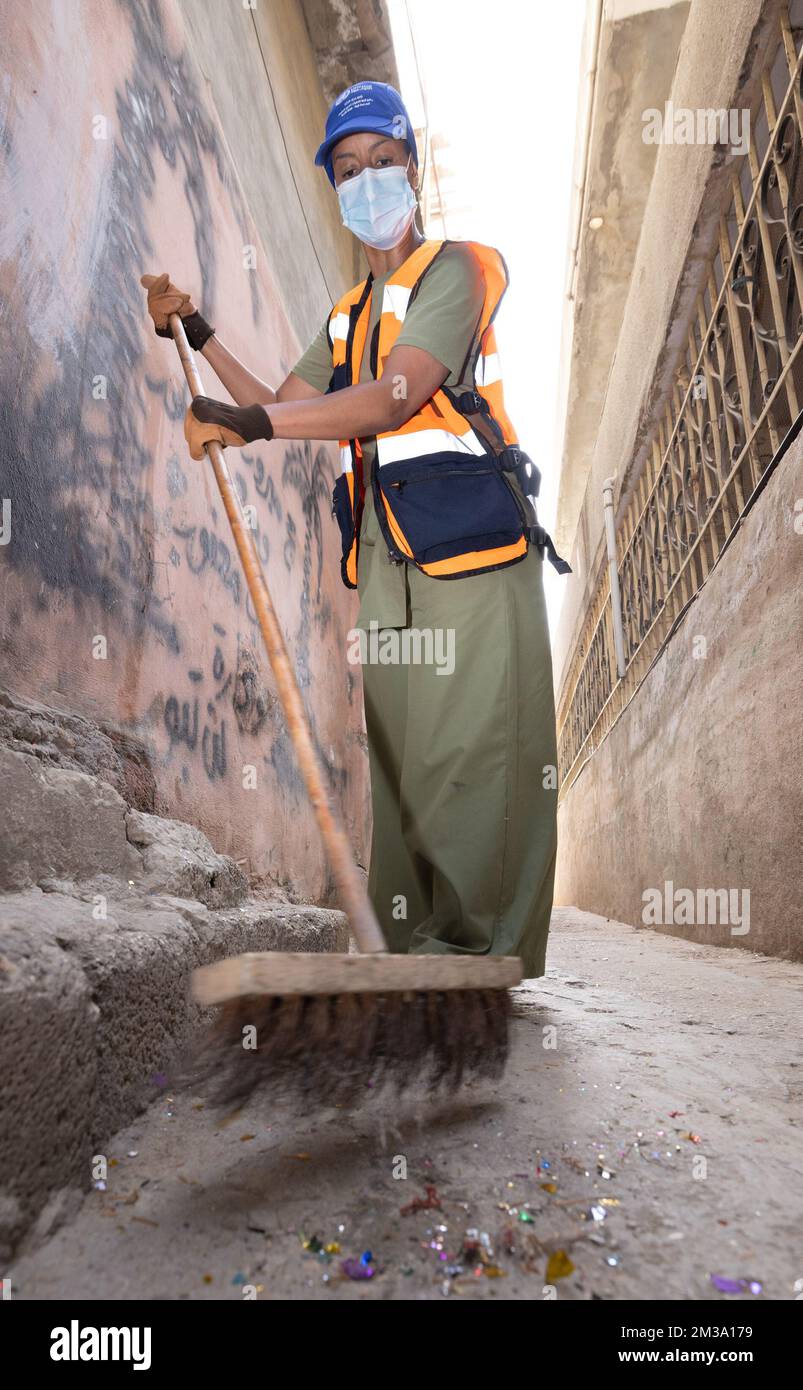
0, 702, 349, 1258
0, 882, 347, 1260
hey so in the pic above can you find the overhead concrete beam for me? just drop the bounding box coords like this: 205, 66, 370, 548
300, 0, 400, 108
555, 0, 690, 562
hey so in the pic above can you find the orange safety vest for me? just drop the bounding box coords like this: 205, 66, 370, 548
327, 238, 569, 588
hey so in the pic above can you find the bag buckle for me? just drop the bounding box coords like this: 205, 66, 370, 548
499, 446, 541, 499
457, 389, 488, 415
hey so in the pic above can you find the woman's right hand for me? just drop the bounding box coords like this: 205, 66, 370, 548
140, 273, 197, 338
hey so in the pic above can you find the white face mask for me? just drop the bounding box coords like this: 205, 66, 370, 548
337, 159, 417, 250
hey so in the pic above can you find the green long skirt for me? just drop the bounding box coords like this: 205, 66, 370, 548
358, 541, 558, 978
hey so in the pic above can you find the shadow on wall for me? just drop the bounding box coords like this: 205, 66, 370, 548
1, 0, 256, 627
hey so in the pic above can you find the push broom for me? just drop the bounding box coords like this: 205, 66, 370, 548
165, 311, 522, 1107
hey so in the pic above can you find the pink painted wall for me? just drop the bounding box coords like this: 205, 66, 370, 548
0, 0, 369, 899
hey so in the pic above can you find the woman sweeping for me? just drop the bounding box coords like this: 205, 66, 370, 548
141, 81, 569, 978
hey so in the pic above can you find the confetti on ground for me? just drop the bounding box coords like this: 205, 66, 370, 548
709, 1274, 762, 1295
462, 1229, 490, 1258
401, 1185, 442, 1215
546, 1250, 575, 1281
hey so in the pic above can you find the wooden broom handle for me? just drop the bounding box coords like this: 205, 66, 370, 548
168, 313, 388, 955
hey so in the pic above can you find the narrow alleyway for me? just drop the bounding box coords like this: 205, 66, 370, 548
10, 909, 802, 1301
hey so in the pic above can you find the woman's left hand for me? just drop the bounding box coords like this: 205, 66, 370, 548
184, 396, 273, 461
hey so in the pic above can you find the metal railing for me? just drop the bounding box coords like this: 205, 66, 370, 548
557, 1, 803, 796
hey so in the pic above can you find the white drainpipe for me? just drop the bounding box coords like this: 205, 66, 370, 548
603, 477, 627, 679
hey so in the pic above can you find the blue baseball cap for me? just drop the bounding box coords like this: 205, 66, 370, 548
315, 80, 418, 187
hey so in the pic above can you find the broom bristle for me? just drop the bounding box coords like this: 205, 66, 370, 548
176, 988, 512, 1109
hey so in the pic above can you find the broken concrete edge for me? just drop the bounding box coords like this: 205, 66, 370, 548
125, 807, 249, 909
0, 686, 157, 813
0, 702, 338, 908
0, 883, 349, 1263
0, 739, 261, 910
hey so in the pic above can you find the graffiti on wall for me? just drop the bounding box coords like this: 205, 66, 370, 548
0, 0, 364, 882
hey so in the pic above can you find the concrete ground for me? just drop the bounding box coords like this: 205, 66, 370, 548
9, 909, 803, 1301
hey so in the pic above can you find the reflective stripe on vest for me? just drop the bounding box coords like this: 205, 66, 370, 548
328, 239, 529, 586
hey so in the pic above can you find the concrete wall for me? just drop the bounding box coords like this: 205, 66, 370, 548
554, 435, 803, 960
0, 0, 381, 900
551, 0, 803, 961
553, 0, 771, 695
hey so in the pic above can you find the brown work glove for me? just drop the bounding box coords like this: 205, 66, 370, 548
184, 396, 273, 461
140, 273, 215, 351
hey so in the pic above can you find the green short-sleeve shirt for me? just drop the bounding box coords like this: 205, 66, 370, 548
291, 242, 487, 627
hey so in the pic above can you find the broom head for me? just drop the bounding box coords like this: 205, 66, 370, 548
181, 952, 523, 1109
